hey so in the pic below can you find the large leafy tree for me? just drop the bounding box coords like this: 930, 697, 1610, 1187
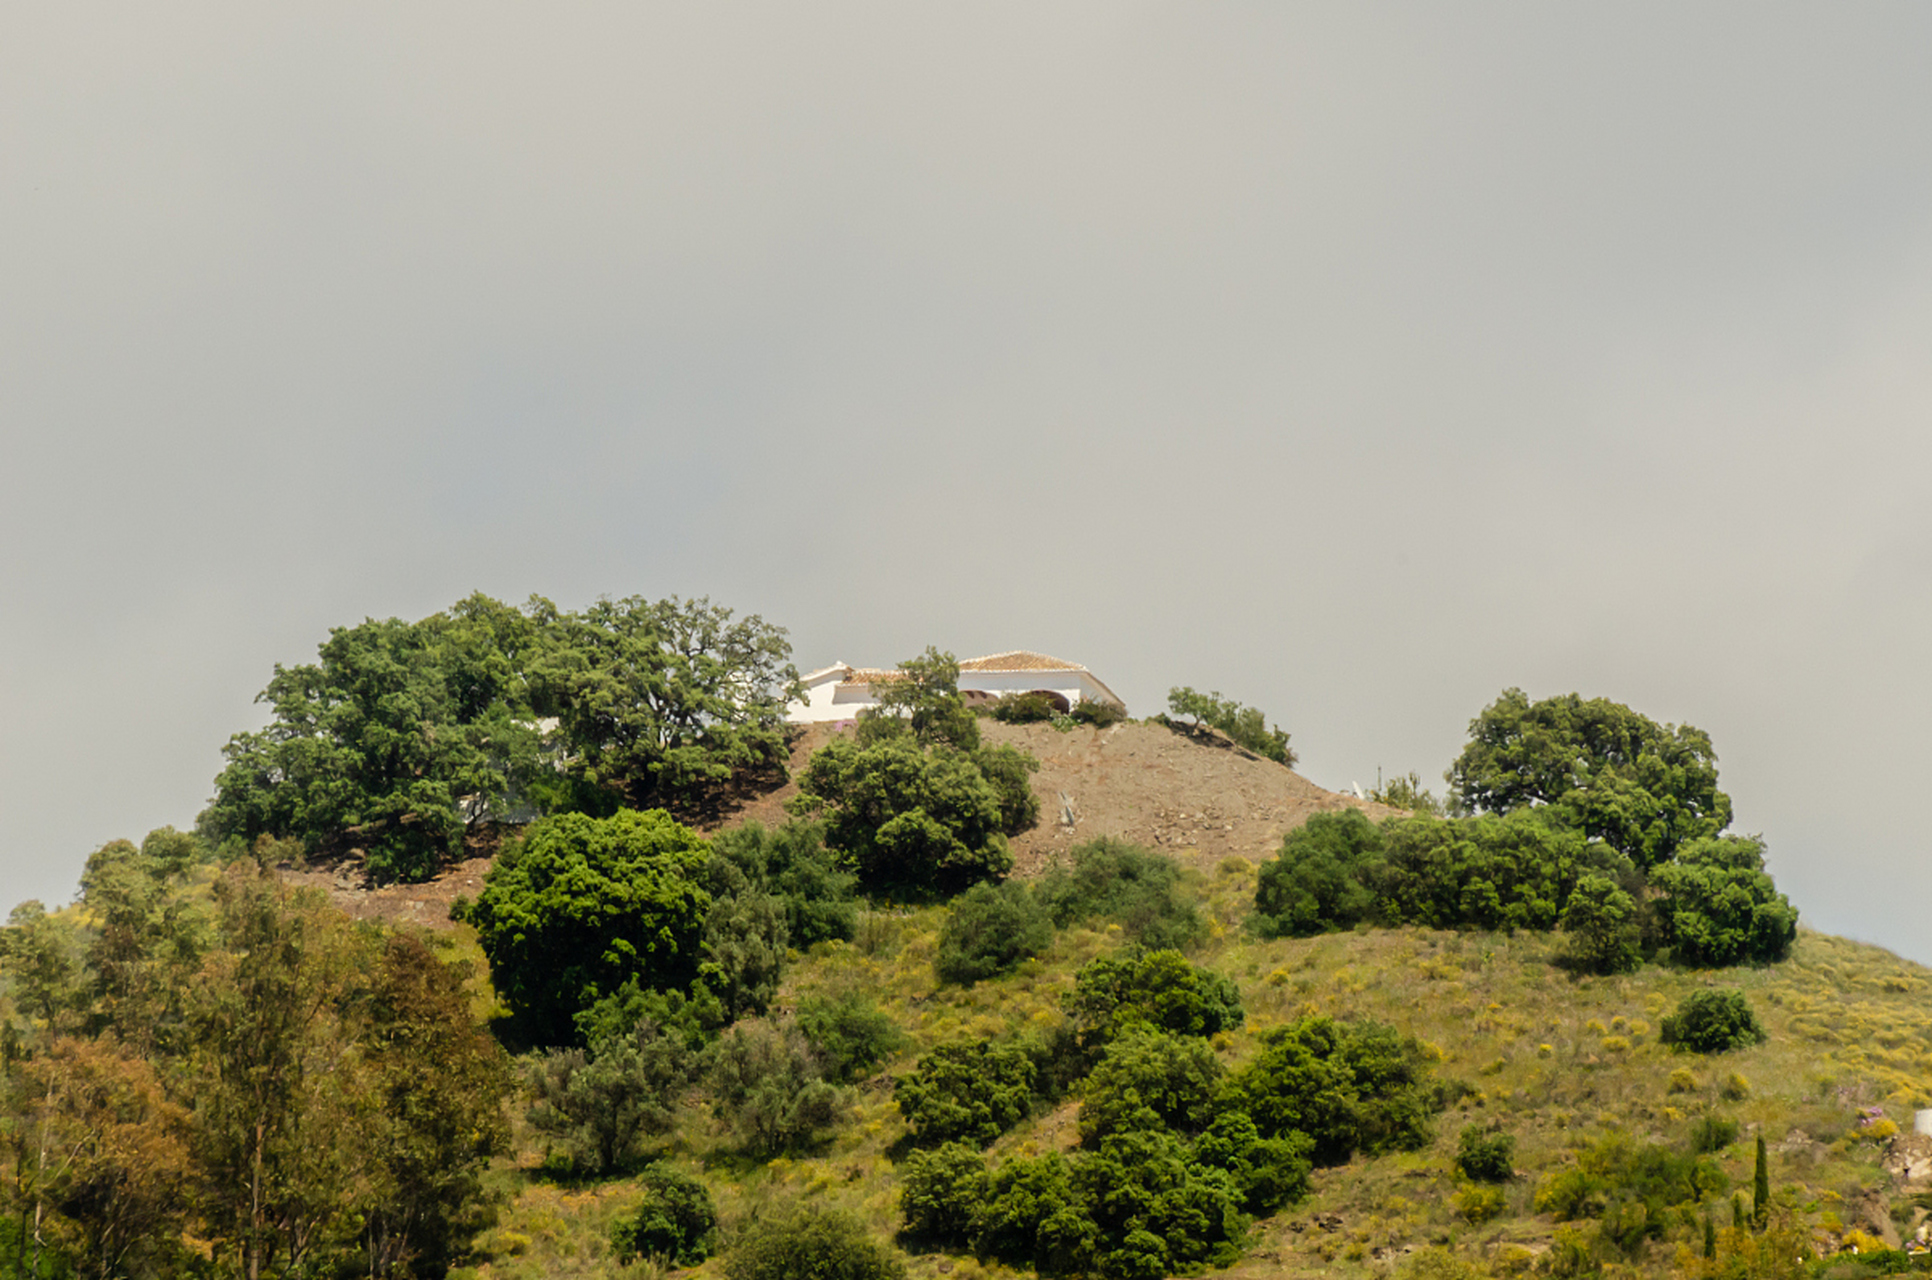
203, 597, 550, 883
203, 593, 798, 884
790, 736, 1016, 900
530, 595, 798, 818
1447, 688, 1732, 869
789, 649, 1038, 901
187, 864, 384, 1280
464, 808, 713, 1048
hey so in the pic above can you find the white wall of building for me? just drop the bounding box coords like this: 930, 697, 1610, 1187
786, 663, 1124, 723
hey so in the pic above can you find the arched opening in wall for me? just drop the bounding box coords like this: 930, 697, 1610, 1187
960, 689, 996, 707
1029, 690, 1072, 713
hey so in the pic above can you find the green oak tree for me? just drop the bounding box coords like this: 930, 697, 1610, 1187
464, 809, 712, 1047
1447, 688, 1731, 869
1652, 836, 1798, 967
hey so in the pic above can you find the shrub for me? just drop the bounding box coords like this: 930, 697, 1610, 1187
708, 819, 858, 948
1064, 947, 1243, 1048
1191, 1111, 1314, 1214
1660, 990, 1767, 1054
467, 809, 712, 1047
1376, 810, 1591, 933
1036, 838, 1203, 950
1078, 1030, 1224, 1146
1456, 1184, 1506, 1224
1252, 810, 1383, 937
895, 1041, 1037, 1148
898, 1142, 988, 1247
1069, 699, 1127, 729
1532, 1133, 1728, 1247
609, 1163, 717, 1266
697, 884, 789, 1022
724, 1207, 906, 1280
796, 991, 907, 1083
1559, 874, 1643, 975
934, 881, 1053, 986
1224, 1016, 1440, 1165
1653, 837, 1798, 967
1690, 1114, 1740, 1153
788, 736, 1024, 900
1072, 1129, 1250, 1275
971, 1153, 1089, 1273
989, 691, 1061, 724
709, 1017, 845, 1155
1456, 1126, 1516, 1183
524, 1019, 697, 1175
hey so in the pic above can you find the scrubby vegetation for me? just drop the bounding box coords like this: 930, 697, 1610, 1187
9, 649, 1932, 1280
789, 649, 1041, 901
1037, 836, 1205, 949
933, 880, 1053, 986
1166, 686, 1297, 766
1252, 690, 1799, 978
1662, 989, 1768, 1054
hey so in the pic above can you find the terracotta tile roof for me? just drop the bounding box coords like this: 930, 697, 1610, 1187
958, 651, 1083, 673
839, 652, 1085, 684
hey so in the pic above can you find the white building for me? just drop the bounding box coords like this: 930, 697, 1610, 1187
787, 651, 1126, 724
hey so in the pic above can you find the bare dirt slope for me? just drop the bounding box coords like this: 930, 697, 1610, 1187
985, 719, 1399, 876
293, 718, 1396, 927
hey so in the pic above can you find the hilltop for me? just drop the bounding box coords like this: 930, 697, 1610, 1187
287, 718, 1399, 929
432, 720, 1932, 1280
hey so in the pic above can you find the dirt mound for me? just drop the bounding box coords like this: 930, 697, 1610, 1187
699, 718, 1397, 877
295, 719, 1396, 928
988, 719, 1397, 876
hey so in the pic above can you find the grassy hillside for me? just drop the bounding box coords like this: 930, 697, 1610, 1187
458, 828, 1932, 1280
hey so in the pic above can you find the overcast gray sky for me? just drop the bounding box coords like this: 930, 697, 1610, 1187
6, 3, 1931, 962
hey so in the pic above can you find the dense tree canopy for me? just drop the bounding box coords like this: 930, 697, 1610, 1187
788, 649, 1040, 900
1651, 836, 1798, 967
463, 808, 713, 1048
1223, 1015, 1439, 1165
1447, 688, 1732, 869
203, 593, 798, 883
0, 841, 511, 1280
1253, 689, 1796, 975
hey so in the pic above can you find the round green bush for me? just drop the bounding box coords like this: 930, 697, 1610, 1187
1660, 989, 1766, 1054
1455, 1125, 1515, 1183
724, 1207, 905, 1280
934, 880, 1053, 986
609, 1163, 717, 1265
894, 1041, 1037, 1148
898, 1142, 988, 1247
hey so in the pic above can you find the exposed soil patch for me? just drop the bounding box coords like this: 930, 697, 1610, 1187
288, 719, 1396, 928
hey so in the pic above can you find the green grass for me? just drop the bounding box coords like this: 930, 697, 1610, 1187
462, 861, 1932, 1279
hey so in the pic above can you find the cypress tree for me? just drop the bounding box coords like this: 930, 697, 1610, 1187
1732, 1192, 1745, 1231
1704, 1211, 1717, 1259
1752, 1134, 1769, 1232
